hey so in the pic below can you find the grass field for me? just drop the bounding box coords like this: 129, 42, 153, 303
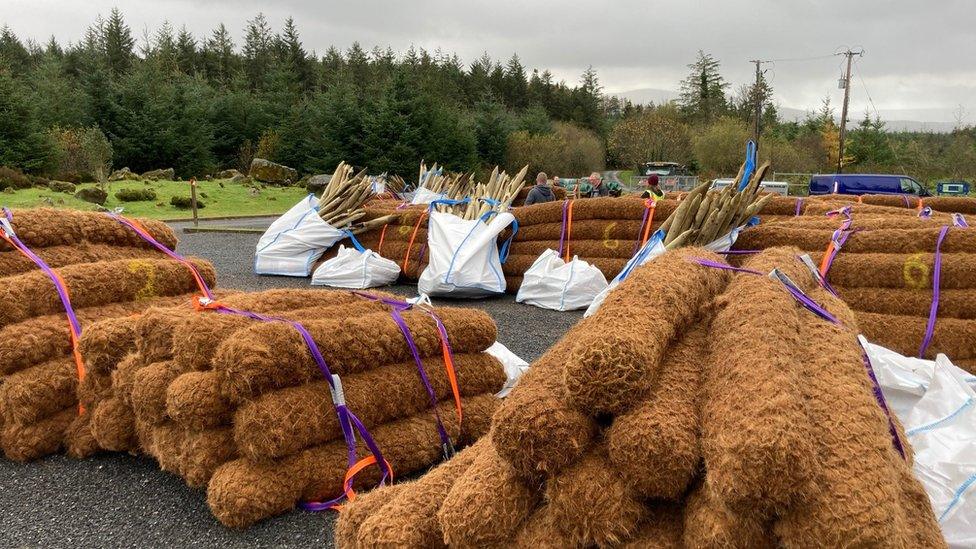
0, 180, 310, 220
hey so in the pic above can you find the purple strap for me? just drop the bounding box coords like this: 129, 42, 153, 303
902, 194, 911, 208
352, 292, 456, 457
794, 197, 804, 216
107, 213, 215, 300
918, 206, 933, 219
557, 199, 570, 257
719, 249, 762, 255
953, 213, 969, 228
2, 207, 11, 221
858, 344, 907, 460
918, 225, 950, 358
0, 215, 83, 339
201, 302, 392, 509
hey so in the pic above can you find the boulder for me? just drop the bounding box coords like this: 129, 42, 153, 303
75, 187, 108, 205
249, 158, 298, 185
231, 174, 254, 185
216, 169, 242, 179
141, 168, 175, 181
305, 174, 331, 195
48, 180, 77, 194
108, 167, 141, 182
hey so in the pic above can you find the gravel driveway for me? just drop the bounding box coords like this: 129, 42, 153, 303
0, 218, 580, 548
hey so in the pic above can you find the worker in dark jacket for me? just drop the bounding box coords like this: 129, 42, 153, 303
525, 172, 556, 206
641, 174, 664, 199
589, 172, 609, 197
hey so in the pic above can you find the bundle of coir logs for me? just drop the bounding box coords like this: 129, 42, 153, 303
736, 196, 976, 370
0, 208, 216, 461
76, 287, 505, 527
337, 246, 944, 548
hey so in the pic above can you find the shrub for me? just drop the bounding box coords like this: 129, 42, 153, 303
0, 166, 32, 190
170, 195, 205, 209
506, 122, 604, 177
48, 181, 77, 194
47, 127, 113, 182
608, 108, 694, 168
692, 117, 751, 177
115, 188, 158, 202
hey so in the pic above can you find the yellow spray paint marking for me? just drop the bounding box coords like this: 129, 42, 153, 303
903, 254, 930, 289
127, 260, 158, 299
397, 225, 411, 236
602, 222, 619, 250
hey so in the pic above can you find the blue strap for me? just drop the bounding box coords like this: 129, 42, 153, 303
342, 230, 366, 253
428, 197, 469, 211
617, 228, 665, 282
498, 219, 518, 263
738, 140, 757, 191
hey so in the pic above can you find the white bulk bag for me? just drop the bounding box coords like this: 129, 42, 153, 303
418, 201, 518, 298
254, 194, 345, 277
409, 187, 444, 205
310, 244, 400, 289
516, 249, 608, 311
485, 341, 529, 398
904, 356, 976, 548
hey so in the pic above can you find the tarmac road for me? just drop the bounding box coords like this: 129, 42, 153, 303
0, 218, 581, 548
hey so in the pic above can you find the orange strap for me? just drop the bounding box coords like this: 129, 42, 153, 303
818, 240, 836, 276
0, 232, 86, 414
917, 198, 924, 212
440, 333, 463, 425
402, 212, 428, 273
331, 454, 395, 510
377, 224, 389, 255
563, 200, 575, 262
857, 195, 863, 204
640, 198, 657, 247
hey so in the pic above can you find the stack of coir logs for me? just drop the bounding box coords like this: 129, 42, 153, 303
78, 287, 505, 527
741, 198, 976, 369
0, 208, 216, 461
337, 246, 944, 548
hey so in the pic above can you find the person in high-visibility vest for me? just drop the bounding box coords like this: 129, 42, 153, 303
641, 174, 664, 200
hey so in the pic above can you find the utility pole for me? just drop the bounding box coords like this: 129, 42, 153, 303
749, 60, 765, 143
836, 48, 864, 173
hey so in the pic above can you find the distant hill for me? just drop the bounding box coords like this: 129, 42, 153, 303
613, 88, 962, 133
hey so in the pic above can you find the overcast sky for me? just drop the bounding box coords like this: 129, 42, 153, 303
5, 0, 975, 123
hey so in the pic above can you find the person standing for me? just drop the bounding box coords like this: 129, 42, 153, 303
641, 174, 664, 199
525, 172, 556, 206
589, 172, 609, 197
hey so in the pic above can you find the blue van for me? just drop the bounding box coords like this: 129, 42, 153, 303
809, 174, 930, 197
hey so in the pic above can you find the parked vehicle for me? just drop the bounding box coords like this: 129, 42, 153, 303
712, 178, 790, 196
636, 161, 689, 177
935, 180, 972, 196
808, 174, 930, 196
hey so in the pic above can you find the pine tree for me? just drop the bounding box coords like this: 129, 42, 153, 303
175, 26, 198, 75
242, 13, 273, 89
0, 25, 32, 74
278, 17, 313, 91
29, 54, 91, 128
0, 71, 53, 171
678, 50, 728, 123
203, 24, 236, 84
503, 54, 528, 109
102, 8, 135, 77
474, 98, 513, 167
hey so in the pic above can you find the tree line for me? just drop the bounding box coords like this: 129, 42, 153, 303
0, 11, 973, 186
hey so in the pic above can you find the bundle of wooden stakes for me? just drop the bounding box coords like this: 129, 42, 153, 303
417, 162, 475, 200
433, 165, 529, 220
660, 161, 775, 249
316, 162, 397, 234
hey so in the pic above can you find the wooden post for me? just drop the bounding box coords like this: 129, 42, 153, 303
190, 178, 199, 226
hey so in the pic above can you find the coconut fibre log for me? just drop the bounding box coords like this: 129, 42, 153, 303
504, 218, 657, 243
147, 422, 237, 488
111, 352, 145, 408
171, 297, 392, 371
233, 352, 505, 462
207, 394, 497, 528
514, 197, 677, 226
0, 257, 217, 329
826, 252, 976, 290
683, 483, 775, 549
63, 412, 98, 459
925, 196, 976, 215
618, 502, 685, 549
490, 335, 598, 480
702, 248, 819, 514
0, 294, 197, 376
1, 406, 75, 462
0, 357, 77, 425
763, 212, 946, 231
605, 317, 708, 500
89, 395, 138, 452
735, 225, 976, 255
214, 307, 496, 403
131, 360, 183, 425
836, 286, 976, 320
166, 371, 232, 430
774, 286, 925, 548
351, 439, 484, 549
77, 315, 139, 377
855, 311, 976, 360
0, 244, 165, 278
437, 439, 540, 546
508, 239, 645, 260
0, 208, 177, 252
562, 247, 730, 416
544, 449, 648, 547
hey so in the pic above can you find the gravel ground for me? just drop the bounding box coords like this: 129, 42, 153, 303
0, 218, 581, 548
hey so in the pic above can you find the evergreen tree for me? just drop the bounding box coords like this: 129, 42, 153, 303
503, 54, 528, 108
242, 13, 273, 89
678, 50, 728, 123
0, 71, 53, 171
175, 26, 198, 75
474, 98, 513, 167
102, 8, 135, 77
29, 54, 91, 128
279, 17, 314, 91
848, 112, 894, 166
0, 25, 31, 74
